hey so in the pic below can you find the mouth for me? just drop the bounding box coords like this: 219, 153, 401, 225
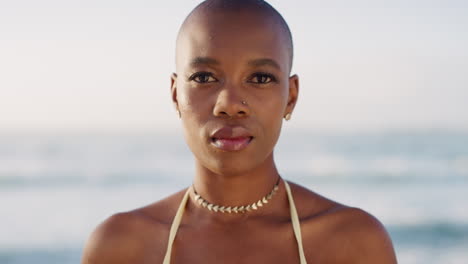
210, 125, 254, 152
211, 136, 254, 151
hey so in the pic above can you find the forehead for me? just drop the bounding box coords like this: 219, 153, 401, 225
176, 10, 290, 72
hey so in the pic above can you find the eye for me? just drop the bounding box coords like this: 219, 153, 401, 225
189, 72, 217, 83
248, 73, 277, 84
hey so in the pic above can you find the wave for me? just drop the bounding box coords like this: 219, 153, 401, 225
1, 131, 467, 189
1, 171, 466, 189
388, 222, 468, 246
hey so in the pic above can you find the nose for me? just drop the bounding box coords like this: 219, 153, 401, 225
213, 85, 250, 118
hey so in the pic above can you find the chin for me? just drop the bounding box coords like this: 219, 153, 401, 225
204, 157, 258, 177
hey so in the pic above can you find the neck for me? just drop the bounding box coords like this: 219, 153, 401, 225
192, 154, 280, 208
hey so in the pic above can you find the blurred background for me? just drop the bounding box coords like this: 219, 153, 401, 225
1, 0, 467, 263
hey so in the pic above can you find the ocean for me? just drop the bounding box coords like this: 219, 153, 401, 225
1, 130, 467, 264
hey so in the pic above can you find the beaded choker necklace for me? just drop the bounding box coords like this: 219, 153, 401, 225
192, 178, 281, 213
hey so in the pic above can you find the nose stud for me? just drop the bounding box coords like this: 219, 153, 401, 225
241, 100, 247, 105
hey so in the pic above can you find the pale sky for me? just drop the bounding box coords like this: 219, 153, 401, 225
1, 0, 467, 132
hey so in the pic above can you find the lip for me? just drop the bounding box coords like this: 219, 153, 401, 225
210, 126, 254, 152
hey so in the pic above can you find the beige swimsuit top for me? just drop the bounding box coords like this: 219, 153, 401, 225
163, 180, 307, 264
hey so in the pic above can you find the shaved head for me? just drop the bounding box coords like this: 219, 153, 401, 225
170, 0, 300, 175
176, 0, 294, 73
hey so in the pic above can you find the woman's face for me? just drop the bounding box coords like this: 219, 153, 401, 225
172, 10, 298, 176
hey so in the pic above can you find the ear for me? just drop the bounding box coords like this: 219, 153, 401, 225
285, 74, 299, 116
171, 73, 179, 112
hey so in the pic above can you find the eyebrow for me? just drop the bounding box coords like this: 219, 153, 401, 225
189, 57, 220, 67
188, 56, 281, 70
248, 58, 281, 70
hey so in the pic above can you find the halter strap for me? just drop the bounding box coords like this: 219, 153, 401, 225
284, 181, 308, 264
162, 187, 191, 264
163, 181, 307, 264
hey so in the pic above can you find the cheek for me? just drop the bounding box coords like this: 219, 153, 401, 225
178, 84, 212, 115
256, 90, 287, 120
177, 85, 212, 151
266, 112, 284, 144
255, 94, 286, 144
177, 86, 194, 112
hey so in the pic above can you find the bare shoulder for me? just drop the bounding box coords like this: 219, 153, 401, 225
81, 188, 188, 264
287, 182, 397, 264
328, 207, 397, 263
81, 212, 154, 264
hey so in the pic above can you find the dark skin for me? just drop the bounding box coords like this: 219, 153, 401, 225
82, 3, 397, 264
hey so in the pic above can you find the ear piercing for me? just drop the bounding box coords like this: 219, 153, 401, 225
284, 113, 292, 121
176, 110, 181, 118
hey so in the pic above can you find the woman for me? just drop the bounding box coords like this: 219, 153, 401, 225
82, 1, 397, 263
